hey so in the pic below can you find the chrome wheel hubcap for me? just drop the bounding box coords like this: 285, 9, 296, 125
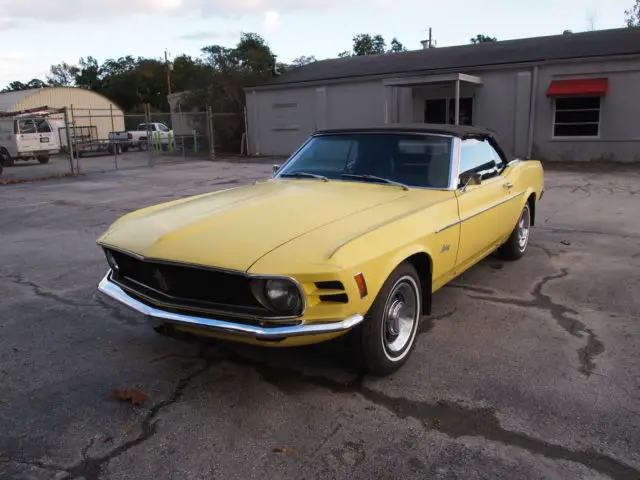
518, 206, 530, 252
383, 280, 418, 355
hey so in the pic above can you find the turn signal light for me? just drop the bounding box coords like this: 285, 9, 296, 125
354, 273, 368, 298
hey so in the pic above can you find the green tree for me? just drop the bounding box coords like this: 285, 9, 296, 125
625, 0, 639, 26
0, 31, 287, 151
1, 78, 47, 92
292, 55, 317, 66
75, 57, 103, 90
563, 29, 573, 34
47, 62, 79, 86
338, 34, 407, 57
470, 34, 498, 44
388, 38, 407, 53
353, 33, 387, 55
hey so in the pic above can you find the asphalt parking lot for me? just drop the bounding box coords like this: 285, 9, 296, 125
1, 161, 639, 480
0, 150, 230, 183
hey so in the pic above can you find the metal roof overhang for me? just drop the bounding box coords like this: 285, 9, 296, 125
382, 73, 483, 87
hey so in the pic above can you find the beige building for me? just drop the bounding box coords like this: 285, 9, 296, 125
0, 87, 125, 143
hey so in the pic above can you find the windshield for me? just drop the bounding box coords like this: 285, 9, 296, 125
276, 133, 453, 189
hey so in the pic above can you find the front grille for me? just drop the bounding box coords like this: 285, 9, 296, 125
106, 248, 273, 318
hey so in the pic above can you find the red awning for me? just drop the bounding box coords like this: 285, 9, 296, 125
546, 78, 608, 97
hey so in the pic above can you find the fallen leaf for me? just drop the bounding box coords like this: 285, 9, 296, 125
273, 446, 295, 455
109, 388, 149, 406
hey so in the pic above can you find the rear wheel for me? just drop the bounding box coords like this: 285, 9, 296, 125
37, 155, 50, 164
496, 202, 531, 260
360, 262, 422, 376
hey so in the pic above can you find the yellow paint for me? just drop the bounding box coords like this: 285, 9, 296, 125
97, 161, 544, 347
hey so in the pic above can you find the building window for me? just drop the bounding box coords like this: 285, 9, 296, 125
553, 96, 601, 138
424, 97, 473, 126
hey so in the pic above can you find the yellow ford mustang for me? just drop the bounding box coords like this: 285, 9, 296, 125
96, 124, 544, 375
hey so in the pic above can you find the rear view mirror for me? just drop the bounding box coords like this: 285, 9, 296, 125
459, 171, 482, 189
273, 164, 280, 173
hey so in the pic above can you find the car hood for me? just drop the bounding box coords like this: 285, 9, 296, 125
97, 179, 416, 271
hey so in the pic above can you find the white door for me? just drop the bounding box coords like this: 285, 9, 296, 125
35, 119, 59, 151
15, 119, 58, 154
155, 123, 172, 144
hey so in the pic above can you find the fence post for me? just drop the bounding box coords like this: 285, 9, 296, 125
243, 105, 249, 157
70, 104, 81, 174
207, 105, 215, 161
146, 103, 154, 168
110, 103, 118, 169
63, 107, 75, 175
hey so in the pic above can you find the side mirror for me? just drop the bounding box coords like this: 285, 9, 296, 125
459, 171, 482, 189
272, 164, 280, 174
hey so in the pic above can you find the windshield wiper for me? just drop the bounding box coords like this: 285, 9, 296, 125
341, 174, 409, 191
279, 172, 329, 182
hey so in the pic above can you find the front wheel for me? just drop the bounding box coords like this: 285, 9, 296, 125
0, 148, 14, 167
37, 155, 50, 164
360, 262, 422, 376
496, 201, 531, 260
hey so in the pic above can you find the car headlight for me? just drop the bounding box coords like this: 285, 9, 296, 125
263, 279, 303, 315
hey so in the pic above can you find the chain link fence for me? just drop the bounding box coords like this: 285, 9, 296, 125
1, 102, 249, 184
0, 107, 76, 183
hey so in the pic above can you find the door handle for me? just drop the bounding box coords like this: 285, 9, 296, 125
503, 182, 513, 189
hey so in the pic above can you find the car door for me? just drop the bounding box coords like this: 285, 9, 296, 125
156, 123, 171, 144
454, 138, 515, 271
35, 119, 59, 151
15, 119, 40, 154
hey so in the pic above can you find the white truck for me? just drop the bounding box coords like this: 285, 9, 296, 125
107, 122, 174, 151
0, 115, 60, 167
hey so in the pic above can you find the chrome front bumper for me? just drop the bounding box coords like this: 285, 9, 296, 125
97, 272, 365, 340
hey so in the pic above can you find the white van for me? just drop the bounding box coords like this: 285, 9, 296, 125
0, 116, 61, 167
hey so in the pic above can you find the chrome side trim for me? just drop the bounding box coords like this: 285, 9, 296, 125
435, 191, 525, 233
98, 273, 364, 340
435, 220, 462, 233
460, 191, 526, 223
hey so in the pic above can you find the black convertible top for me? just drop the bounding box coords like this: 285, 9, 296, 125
315, 123, 496, 139
313, 123, 514, 160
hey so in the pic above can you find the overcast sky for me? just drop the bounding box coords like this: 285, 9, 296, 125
0, 0, 634, 89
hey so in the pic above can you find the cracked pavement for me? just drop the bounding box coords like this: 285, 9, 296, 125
1, 161, 639, 480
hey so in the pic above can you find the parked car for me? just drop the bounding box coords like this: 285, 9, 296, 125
0, 116, 60, 166
96, 124, 544, 375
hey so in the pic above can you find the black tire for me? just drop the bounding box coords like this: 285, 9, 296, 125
0, 148, 14, 167
496, 201, 532, 261
0, 162, 3, 177
359, 262, 422, 376
37, 155, 50, 164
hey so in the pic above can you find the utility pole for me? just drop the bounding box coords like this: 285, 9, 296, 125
165, 49, 172, 96
420, 27, 437, 49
